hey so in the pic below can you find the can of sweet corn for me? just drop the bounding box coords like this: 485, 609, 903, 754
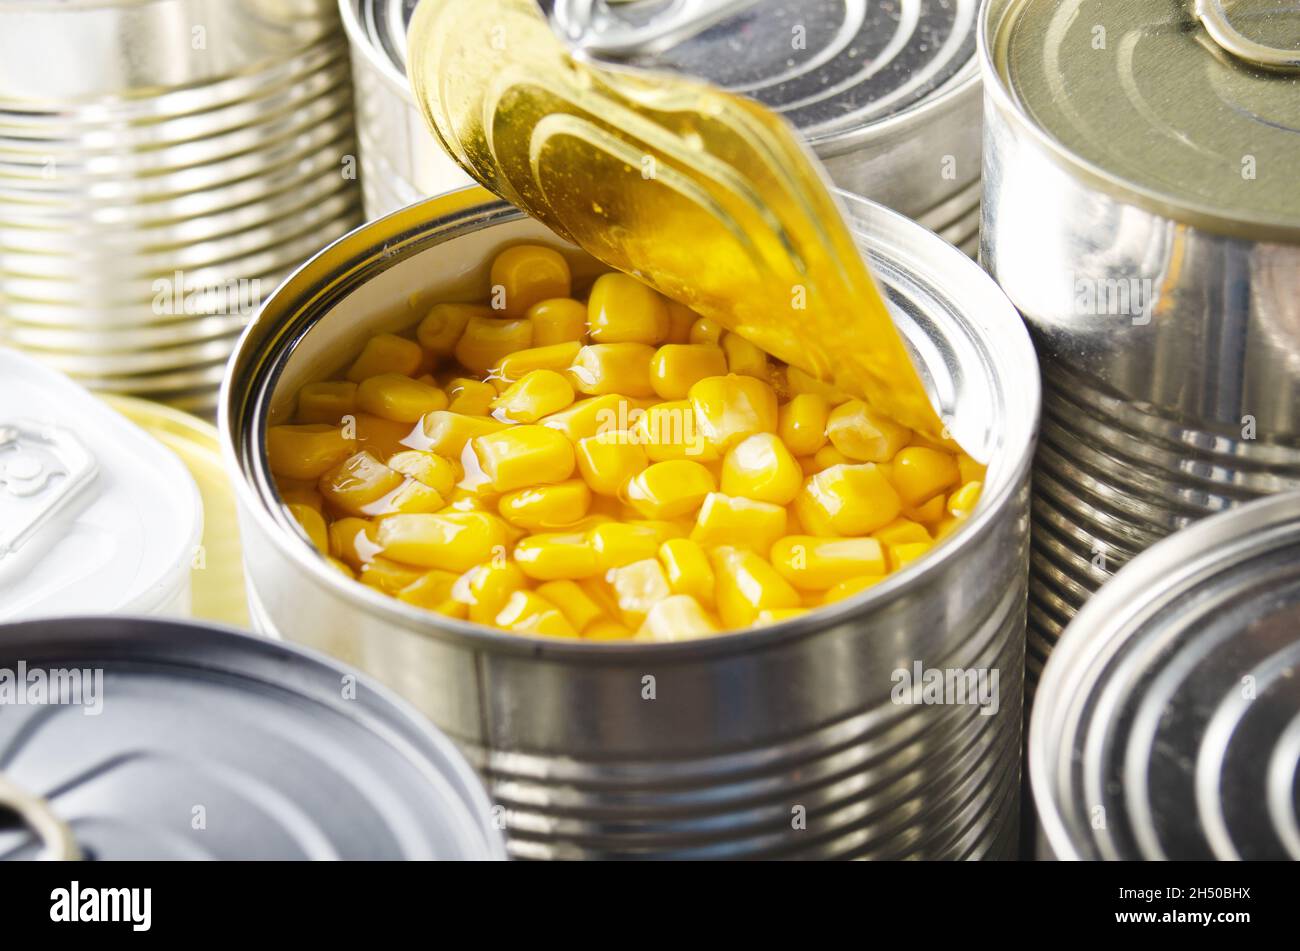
979, 0, 1300, 701
1032, 491, 1300, 860
221, 186, 1039, 859
349, 0, 981, 252
0, 615, 506, 859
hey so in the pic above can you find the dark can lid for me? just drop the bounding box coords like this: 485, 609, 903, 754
1032, 492, 1300, 860
0, 617, 504, 860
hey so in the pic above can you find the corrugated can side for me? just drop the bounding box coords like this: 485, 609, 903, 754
221, 188, 1039, 859
978, 0, 1300, 699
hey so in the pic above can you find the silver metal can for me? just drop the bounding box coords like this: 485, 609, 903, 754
220, 187, 1038, 859
350, 0, 982, 253
979, 0, 1300, 693
1032, 491, 1300, 860
0, 615, 506, 860
0, 0, 364, 413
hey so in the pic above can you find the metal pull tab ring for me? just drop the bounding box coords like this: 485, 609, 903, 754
550, 0, 762, 58
1195, 0, 1300, 70
0, 420, 97, 561
0, 775, 82, 861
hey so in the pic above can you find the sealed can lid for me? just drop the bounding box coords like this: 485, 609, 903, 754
985, 0, 1300, 241
0, 350, 203, 620
0, 616, 506, 860
1032, 491, 1300, 860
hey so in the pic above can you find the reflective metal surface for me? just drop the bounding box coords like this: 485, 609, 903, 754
0, 616, 506, 860
0, 0, 362, 409
1032, 492, 1300, 860
221, 188, 1038, 859
979, 0, 1300, 695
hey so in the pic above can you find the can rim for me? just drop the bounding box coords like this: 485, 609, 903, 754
1029, 490, 1300, 860
978, 0, 1300, 245
221, 185, 1038, 662
340, 0, 414, 104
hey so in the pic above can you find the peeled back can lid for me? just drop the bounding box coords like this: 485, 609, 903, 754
0, 617, 506, 860
985, 0, 1300, 241
0, 349, 203, 620
1031, 491, 1300, 860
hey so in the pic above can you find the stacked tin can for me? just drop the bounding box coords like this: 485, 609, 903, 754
346, 0, 982, 254
979, 0, 1300, 694
0, 0, 363, 415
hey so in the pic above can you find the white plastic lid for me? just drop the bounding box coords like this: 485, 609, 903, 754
0, 349, 203, 620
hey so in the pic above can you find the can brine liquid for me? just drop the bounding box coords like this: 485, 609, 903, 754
406, 0, 957, 446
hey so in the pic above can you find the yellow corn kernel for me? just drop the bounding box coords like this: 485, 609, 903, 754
721, 333, 769, 379
494, 590, 577, 637
812, 444, 850, 470
589, 521, 677, 570
948, 480, 983, 519
328, 517, 381, 569
633, 400, 716, 462
624, 460, 716, 519
822, 575, 882, 604
535, 579, 605, 632
452, 561, 528, 625
825, 399, 912, 463
647, 344, 728, 400
319, 451, 404, 517
719, 433, 802, 505
346, 333, 423, 382
445, 378, 496, 416
490, 245, 571, 317
786, 365, 850, 405
658, 537, 715, 607
689, 374, 778, 453
277, 478, 323, 512
356, 373, 447, 423
526, 297, 589, 346
665, 301, 696, 343
711, 546, 800, 628
795, 463, 902, 536
584, 618, 634, 641
287, 503, 328, 553
586, 272, 670, 344
454, 315, 533, 374
418, 303, 487, 355
491, 342, 583, 386
368, 477, 446, 516
769, 536, 887, 590
514, 532, 598, 580
267, 423, 356, 480
934, 516, 963, 540
359, 557, 426, 594
688, 316, 724, 345
889, 541, 932, 571
568, 343, 655, 397
472, 425, 575, 492
871, 518, 931, 547
906, 430, 963, 454
498, 479, 591, 530
376, 511, 509, 572
903, 494, 947, 527
957, 453, 986, 486
490, 369, 575, 424
754, 608, 809, 626
396, 569, 461, 611
387, 450, 457, 498
691, 492, 787, 552
297, 381, 358, 424
350, 412, 415, 461
639, 594, 718, 641
608, 558, 672, 626
574, 431, 648, 496
416, 410, 507, 458
539, 394, 626, 441
778, 393, 829, 457
326, 557, 356, 580
889, 446, 960, 507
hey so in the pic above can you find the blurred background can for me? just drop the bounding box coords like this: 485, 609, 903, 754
1032, 492, 1300, 860
0, 0, 363, 416
979, 0, 1300, 697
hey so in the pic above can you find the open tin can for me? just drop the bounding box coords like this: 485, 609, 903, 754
979, 0, 1300, 694
221, 187, 1037, 859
